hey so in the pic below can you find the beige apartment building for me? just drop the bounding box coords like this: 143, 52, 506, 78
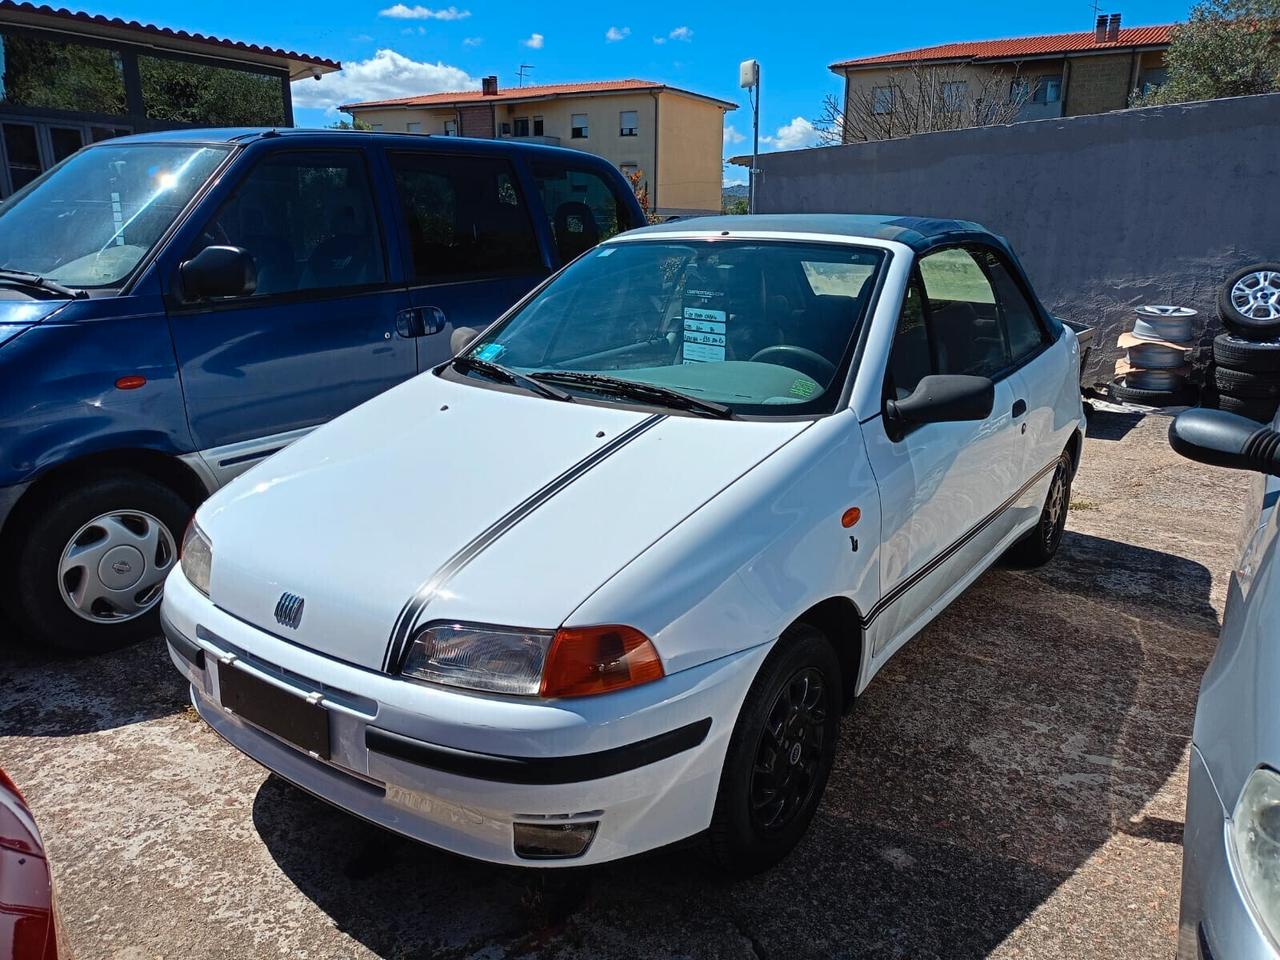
829, 16, 1172, 141
344, 78, 736, 217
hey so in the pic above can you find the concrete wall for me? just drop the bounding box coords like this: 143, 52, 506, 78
752, 92, 1280, 385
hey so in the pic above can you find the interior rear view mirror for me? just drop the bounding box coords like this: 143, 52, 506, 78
1169, 408, 1280, 476
180, 245, 257, 301
887, 375, 995, 429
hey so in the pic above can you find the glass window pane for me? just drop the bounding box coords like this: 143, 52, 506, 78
980, 249, 1046, 362
918, 247, 1008, 378
0, 31, 125, 114
140, 55, 285, 126
570, 114, 588, 138
194, 152, 385, 296
889, 277, 932, 399
49, 126, 83, 164
620, 110, 638, 136
391, 152, 541, 283
532, 162, 630, 262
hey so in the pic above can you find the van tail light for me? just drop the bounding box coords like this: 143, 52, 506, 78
539, 625, 663, 698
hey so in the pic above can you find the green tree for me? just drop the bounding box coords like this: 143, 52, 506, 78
327, 116, 372, 130
1137, 0, 1280, 105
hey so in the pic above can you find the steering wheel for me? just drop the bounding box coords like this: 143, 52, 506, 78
749, 345, 836, 384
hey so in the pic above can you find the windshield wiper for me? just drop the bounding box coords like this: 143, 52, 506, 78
0, 270, 86, 299
531, 371, 734, 419
450, 355, 575, 402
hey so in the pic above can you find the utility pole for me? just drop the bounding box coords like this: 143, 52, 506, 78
516, 64, 534, 87
739, 59, 760, 214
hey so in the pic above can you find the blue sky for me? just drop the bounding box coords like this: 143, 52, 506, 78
93, 0, 1191, 183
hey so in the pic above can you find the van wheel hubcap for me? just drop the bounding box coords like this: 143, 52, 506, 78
57, 511, 176, 624
749, 667, 828, 835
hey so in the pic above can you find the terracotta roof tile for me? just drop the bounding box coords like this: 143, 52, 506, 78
831, 24, 1173, 70
344, 79, 736, 110
0, 0, 340, 70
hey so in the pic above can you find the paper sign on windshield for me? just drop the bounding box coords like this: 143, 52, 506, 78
683, 307, 727, 364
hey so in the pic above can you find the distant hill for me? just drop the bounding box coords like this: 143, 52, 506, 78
722, 184, 749, 198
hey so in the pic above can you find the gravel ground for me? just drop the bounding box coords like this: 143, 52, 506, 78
0, 406, 1253, 960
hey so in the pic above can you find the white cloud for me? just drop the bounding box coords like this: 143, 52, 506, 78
668, 25, 693, 41
378, 4, 470, 19
522, 32, 544, 48
723, 123, 745, 145
652, 35, 665, 44
462, 36, 482, 46
761, 116, 818, 151
605, 25, 630, 42
291, 48, 475, 114
352, 33, 373, 42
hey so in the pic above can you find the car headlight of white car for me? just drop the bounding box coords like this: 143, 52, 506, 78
180, 520, 213, 597
1230, 766, 1280, 943
401, 622, 664, 698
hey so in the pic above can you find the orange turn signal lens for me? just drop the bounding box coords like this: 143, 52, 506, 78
539, 625, 664, 699
841, 507, 862, 528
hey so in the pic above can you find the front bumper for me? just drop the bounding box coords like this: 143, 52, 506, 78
161, 570, 768, 867
1179, 745, 1280, 960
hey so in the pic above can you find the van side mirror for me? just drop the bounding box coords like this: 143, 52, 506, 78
1169, 409, 1280, 476
451, 326, 480, 355
180, 246, 256, 300
886, 374, 994, 429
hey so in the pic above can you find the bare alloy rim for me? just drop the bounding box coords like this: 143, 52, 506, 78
1232, 270, 1280, 322
1043, 461, 1069, 551
57, 510, 176, 624
749, 666, 830, 835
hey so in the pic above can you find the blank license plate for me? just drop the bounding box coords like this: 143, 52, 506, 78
219, 664, 330, 760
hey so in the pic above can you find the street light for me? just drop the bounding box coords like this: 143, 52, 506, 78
739, 58, 759, 214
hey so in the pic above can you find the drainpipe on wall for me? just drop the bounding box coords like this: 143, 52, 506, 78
650, 90, 660, 219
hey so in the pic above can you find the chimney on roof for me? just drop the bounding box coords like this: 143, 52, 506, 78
482, 75, 498, 96
1106, 13, 1121, 41
1095, 14, 1108, 41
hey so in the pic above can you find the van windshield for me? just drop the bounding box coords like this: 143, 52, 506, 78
463, 239, 885, 417
0, 142, 228, 289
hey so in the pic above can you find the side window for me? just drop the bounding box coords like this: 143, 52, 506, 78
193, 151, 385, 296
887, 275, 933, 400
531, 162, 632, 263
978, 248, 1048, 363
389, 152, 542, 283
917, 247, 1009, 378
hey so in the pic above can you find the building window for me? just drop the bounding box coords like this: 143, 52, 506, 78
513, 117, 530, 137
443, 119, 458, 136
1034, 75, 1063, 104
406, 121, 422, 133
941, 81, 967, 112
571, 113, 588, 138
139, 55, 285, 126
0, 31, 127, 115
500, 121, 511, 135
871, 86, 894, 115
1009, 77, 1031, 102
533, 116, 544, 136
619, 110, 638, 136
1139, 67, 1168, 96
370, 123, 384, 132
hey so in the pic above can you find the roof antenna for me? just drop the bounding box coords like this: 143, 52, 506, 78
516, 64, 534, 86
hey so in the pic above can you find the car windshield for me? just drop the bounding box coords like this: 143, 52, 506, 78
463, 239, 885, 416
0, 142, 229, 288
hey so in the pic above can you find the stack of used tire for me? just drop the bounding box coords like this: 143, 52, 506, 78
1110, 305, 1195, 407
1207, 263, 1280, 423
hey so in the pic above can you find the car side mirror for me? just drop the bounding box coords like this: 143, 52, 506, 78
179, 245, 256, 300
1169, 409, 1280, 476
886, 374, 995, 429
451, 326, 480, 355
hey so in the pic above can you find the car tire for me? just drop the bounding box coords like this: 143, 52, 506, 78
707, 623, 842, 877
1109, 377, 1193, 407
1212, 333, 1280, 373
5, 473, 192, 655
1219, 263, 1280, 337
1006, 456, 1072, 568
1213, 365, 1280, 400
1209, 391, 1279, 424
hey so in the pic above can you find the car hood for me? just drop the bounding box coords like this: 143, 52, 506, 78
0, 298, 69, 346
199, 372, 810, 671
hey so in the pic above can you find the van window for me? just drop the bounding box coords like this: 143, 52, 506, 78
531, 162, 631, 263
389, 152, 542, 283
192, 151, 385, 296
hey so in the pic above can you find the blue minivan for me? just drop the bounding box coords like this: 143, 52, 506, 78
0, 128, 645, 654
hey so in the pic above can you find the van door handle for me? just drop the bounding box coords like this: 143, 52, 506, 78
1012, 399, 1027, 418
395, 306, 448, 338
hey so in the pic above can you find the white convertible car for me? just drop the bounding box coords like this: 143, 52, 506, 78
163, 215, 1086, 873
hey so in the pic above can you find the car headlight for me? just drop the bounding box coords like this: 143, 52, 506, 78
180, 520, 212, 597
400, 622, 664, 698
1230, 766, 1280, 945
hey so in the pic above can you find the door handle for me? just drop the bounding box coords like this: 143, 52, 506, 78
1012, 399, 1027, 418
395, 306, 448, 338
